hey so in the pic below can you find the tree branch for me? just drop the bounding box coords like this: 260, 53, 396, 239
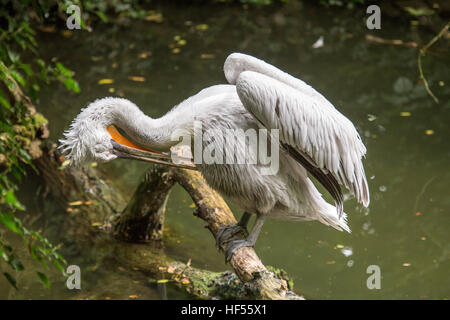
171, 169, 301, 299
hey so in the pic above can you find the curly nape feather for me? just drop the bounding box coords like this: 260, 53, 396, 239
58, 97, 140, 166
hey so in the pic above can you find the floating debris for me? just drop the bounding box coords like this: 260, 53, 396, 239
128, 76, 146, 82
196, 24, 209, 31
312, 36, 324, 49
200, 53, 215, 59
145, 11, 163, 23
61, 30, 73, 38
138, 52, 151, 59
98, 79, 114, 85
341, 247, 353, 257
68, 201, 83, 206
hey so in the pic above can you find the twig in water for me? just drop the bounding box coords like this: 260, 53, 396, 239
417, 22, 449, 104
413, 176, 436, 214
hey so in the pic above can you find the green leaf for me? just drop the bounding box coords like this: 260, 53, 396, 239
18, 63, 32, 77
6, 48, 20, 64
10, 258, 24, 271
56, 62, 72, 77
37, 272, 50, 289
0, 93, 11, 110
95, 11, 108, 23
52, 260, 65, 274
63, 78, 80, 93
3, 272, 18, 289
4, 189, 25, 210
404, 7, 434, 17
0, 249, 8, 262
9, 70, 26, 87
0, 213, 23, 235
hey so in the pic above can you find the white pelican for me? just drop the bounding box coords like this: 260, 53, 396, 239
60, 53, 369, 260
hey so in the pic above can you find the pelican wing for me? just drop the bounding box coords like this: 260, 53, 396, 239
232, 69, 369, 215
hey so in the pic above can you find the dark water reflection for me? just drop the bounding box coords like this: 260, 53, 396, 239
2, 2, 449, 299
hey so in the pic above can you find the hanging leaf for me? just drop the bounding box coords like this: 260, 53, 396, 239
10, 258, 24, 271
95, 11, 108, 23
4, 189, 25, 210
3, 272, 18, 289
37, 271, 50, 289
0, 213, 23, 235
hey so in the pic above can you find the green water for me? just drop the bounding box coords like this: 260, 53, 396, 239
1, 2, 449, 299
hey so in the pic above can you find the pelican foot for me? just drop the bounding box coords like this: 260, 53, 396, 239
215, 224, 248, 248
224, 239, 255, 262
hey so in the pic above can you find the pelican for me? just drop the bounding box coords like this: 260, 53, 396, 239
59, 53, 369, 261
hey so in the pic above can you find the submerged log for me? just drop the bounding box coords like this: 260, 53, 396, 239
113, 166, 174, 243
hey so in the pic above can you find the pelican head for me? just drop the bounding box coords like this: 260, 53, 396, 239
59, 97, 125, 166
59, 97, 194, 169
59, 97, 155, 166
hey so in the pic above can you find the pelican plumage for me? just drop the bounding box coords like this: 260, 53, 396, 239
59, 53, 369, 260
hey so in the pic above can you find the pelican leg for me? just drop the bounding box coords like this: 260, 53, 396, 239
224, 214, 266, 262
215, 212, 252, 248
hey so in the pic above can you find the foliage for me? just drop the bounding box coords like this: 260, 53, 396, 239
0, 0, 83, 289
0, 0, 150, 291
319, 0, 365, 8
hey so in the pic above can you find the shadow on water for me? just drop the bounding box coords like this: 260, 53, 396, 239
1, 2, 449, 299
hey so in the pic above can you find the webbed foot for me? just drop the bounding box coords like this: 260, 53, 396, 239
215, 224, 248, 248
